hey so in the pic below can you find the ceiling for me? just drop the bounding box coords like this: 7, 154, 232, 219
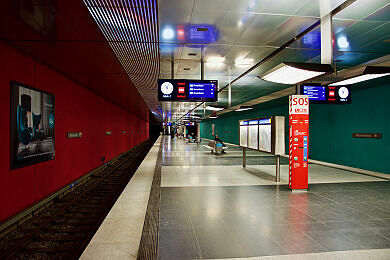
0, 0, 150, 120
158, 0, 390, 122
3, 1, 388, 123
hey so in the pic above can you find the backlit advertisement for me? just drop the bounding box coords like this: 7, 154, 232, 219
10, 81, 55, 169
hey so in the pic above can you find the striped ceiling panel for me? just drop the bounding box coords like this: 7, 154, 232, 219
83, 0, 160, 117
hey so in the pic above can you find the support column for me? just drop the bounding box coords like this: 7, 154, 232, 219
171, 52, 175, 79
275, 155, 280, 182
201, 48, 204, 80
243, 148, 246, 168
196, 123, 200, 144
228, 66, 232, 107
321, 1, 333, 65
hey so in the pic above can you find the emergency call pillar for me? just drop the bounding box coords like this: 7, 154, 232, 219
289, 95, 309, 190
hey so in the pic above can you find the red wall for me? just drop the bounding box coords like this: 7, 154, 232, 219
0, 41, 149, 222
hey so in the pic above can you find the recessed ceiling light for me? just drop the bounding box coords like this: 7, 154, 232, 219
235, 58, 254, 66
260, 62, 334, 85
329, 66, 390, 86
162, 27, 175, 40
207, 56, 225, 63
337, 35, 349, 49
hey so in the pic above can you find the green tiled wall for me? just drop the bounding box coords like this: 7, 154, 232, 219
200, 77, 390, 174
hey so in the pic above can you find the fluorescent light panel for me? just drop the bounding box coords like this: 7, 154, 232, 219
329, 67, 390, 86
206, 106, 224, 111
329, 73, 390, 86
261, 62, 333, 85
235, 106, 253, 112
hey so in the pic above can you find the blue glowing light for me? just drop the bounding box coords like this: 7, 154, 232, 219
162, 26, 175, 40
337, 35, 349, 49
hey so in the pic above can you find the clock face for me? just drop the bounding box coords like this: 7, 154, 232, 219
338, 86, 349, 99
161, 82, 174, 95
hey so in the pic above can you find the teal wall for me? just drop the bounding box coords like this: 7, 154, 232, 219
200, 77, 390, 174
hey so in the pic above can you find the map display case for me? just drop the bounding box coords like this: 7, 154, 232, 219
239, 116, 285, 155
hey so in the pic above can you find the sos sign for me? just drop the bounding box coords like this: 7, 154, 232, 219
289, 95, 309, 115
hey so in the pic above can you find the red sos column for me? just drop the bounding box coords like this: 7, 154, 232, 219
289, 95, 309, 190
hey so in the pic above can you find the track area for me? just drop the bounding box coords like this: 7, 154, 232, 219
0, 139, 155, 259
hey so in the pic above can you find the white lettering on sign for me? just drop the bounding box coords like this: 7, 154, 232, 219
289, 95, 309, 115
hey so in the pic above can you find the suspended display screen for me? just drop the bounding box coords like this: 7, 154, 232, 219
301, 85, 326, 101
158, 79, 218, 102
300, 84, 351, 104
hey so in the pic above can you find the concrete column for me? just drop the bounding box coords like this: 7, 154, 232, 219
321, 1, 333, 65
228, 66, 232, 107
196, 123, 200, 143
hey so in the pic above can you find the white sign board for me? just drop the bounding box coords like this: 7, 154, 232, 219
240, 125, 248, 147
248, 125, 259, 150
239, 116, 285, 155
289, 95, 309, 115
259, 124, 271, 152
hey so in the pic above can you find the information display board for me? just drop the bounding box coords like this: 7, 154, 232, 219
158, 79, 217, 102
239, 121, 248, 147
248, 120, 259, 150
259, 118, 272, 153
300, 84, 351, 104
239, 116, 285, 155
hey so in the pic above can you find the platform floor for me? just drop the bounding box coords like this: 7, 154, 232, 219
159, 137, 390, 259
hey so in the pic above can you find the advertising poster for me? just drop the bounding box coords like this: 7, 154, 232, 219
10, 82, 55, 169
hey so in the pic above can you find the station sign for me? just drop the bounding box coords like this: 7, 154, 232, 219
158, 79, 218, 102
289, 95, 309, 190
300, 84, 351, 104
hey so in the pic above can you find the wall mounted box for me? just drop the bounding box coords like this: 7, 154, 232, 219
352, 133, 382, 139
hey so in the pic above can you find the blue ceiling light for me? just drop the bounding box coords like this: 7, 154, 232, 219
337, 35, 350, 49
162, 26, 175, 40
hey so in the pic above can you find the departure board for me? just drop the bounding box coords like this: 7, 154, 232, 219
300, 84, 351, 104
158, 79, 218, 102
302, 85, 326, 101
188, 83, 215, 99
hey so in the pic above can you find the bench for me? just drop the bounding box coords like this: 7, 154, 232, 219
202, 140, 227, 154
186, 136, 198, 144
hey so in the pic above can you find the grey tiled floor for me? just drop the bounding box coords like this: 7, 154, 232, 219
160, 183, 390, 259
158, 138, 390, 259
